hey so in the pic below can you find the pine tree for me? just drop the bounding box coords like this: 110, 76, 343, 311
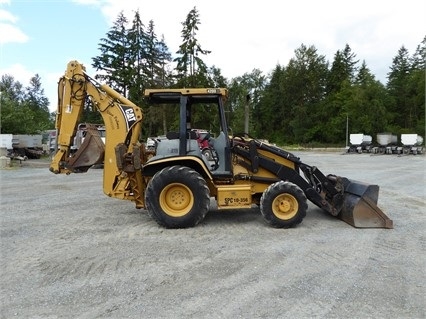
326, 44, 358, 94
174, 6, 211, 87
320, 44, 360, 143
410, 36, 426, 70
342, 44, 359, 82
350, 61, 389, 135
387, 46, 412, 130
407, 36, 425, 134
156, 34, 174, 136
127, 9, 149, 106
92, 11, 130, 96
142, 20, 168, 136
143, 23, 176, 136
286, 44, 329, 143
24, 74, 51, 131
255, 65, 287, 142
156, 34, 173, 88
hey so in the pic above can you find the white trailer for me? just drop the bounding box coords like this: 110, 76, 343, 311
0, 134, 13, 150
401, 134, 424, 155
346, 134, 372, 153
373, 133, 401, 154
0, 134, 44, 159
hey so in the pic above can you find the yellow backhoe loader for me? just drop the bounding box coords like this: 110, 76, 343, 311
50, 61, 393, 229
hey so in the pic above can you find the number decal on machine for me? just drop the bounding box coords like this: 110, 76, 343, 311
224, 197, 250, 205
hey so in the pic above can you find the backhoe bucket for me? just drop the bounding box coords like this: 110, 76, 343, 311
339, 178, 393, 229
66, 125, 105, 173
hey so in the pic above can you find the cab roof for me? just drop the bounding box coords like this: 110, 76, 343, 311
144, 88, 228, 104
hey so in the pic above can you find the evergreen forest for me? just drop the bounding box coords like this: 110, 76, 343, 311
1, 6, 425, 146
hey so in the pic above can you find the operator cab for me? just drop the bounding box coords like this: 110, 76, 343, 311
144, 89, 232, 177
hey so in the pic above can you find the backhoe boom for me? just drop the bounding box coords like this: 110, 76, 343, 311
50, 61, 145, 208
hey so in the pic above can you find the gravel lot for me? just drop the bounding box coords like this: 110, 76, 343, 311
1, 151, 425, 319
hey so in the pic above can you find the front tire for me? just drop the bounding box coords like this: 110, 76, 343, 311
260, 181, 307, 228
145, 165, 210, 228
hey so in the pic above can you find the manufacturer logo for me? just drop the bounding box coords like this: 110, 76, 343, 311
119, 105, 137, 130
125, 108, 136, 122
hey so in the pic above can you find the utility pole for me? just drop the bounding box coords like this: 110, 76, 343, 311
346, 114, 349, 147
244, 93, 251, 137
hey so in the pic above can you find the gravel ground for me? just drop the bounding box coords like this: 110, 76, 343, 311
0, 151, 425, 319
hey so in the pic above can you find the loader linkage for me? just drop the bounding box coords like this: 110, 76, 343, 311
231, 136, 393, 229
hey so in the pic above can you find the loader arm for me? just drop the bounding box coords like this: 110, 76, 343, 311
50, 60, 145, 208
231, 136, 393, 228
232, 138, 344, 215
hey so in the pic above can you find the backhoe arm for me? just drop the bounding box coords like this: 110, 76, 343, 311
50, 60, 145, 208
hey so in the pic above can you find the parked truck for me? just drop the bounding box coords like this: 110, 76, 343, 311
0, 134, 44, 159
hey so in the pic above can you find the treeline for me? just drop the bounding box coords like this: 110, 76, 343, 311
0, 74, 53, 134
251, 43, 425, 144
1, 6, 424, 146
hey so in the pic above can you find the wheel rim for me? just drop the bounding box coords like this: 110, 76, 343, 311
159, 183, 194, 217
272, 193, 298, 220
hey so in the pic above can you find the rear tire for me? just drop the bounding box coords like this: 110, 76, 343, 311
260, 181, 307, 228
145, 165, 210, 228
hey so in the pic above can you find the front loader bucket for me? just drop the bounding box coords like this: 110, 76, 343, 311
339, 178, 393, 229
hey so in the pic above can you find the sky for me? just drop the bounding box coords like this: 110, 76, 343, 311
0, 0, 425, 112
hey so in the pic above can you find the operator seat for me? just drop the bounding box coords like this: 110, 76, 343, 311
149, 131, 210, 168
209, 131, 231, 176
